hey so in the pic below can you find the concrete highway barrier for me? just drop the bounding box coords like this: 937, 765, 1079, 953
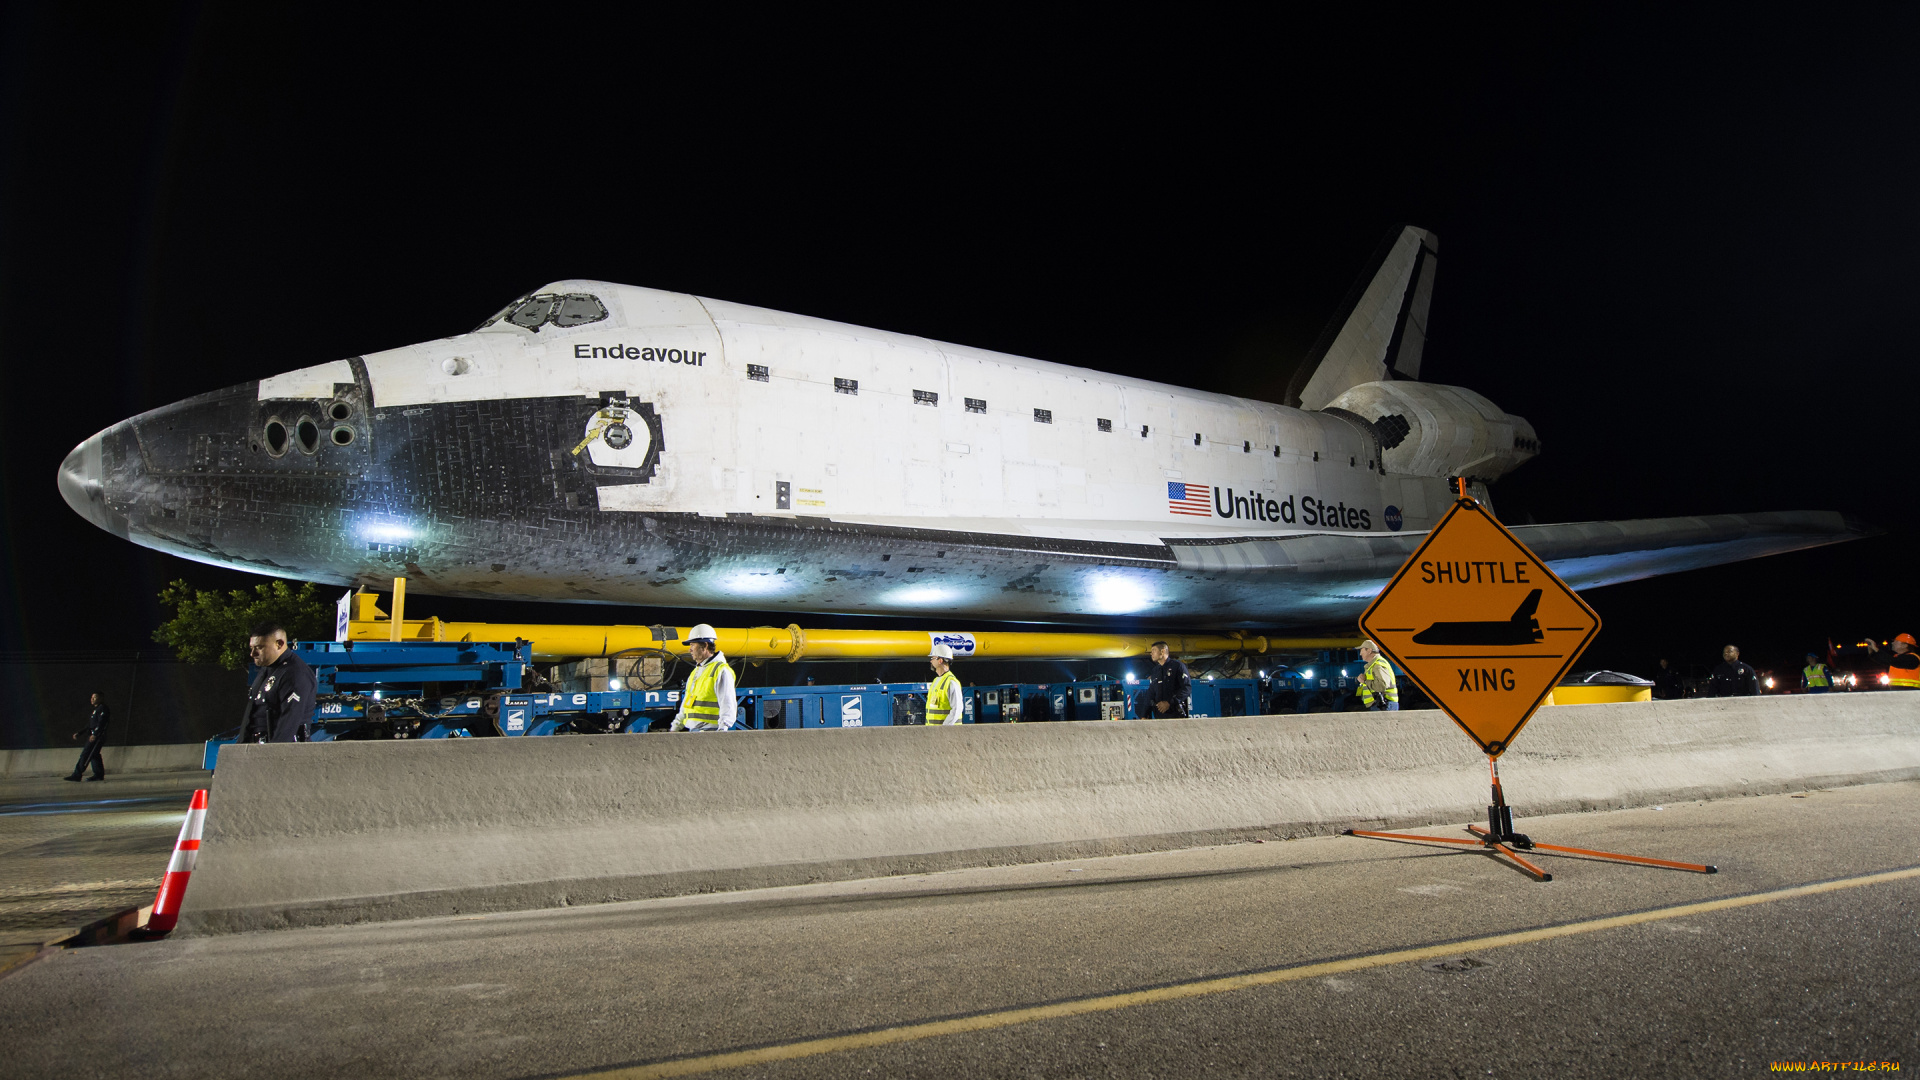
0, 742, 207, 778
177, 694, 1920, 934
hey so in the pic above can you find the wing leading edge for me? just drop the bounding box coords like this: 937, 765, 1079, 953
1165, 510, 1876, 594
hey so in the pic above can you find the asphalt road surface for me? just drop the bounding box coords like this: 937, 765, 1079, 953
0, 771, 204, 975
3, 781, 1915, 1079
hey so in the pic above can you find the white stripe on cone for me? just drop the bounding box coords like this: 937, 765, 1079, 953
145, 788, 207, 934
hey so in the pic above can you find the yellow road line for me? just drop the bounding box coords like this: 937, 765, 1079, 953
569, 865, 1920, 1080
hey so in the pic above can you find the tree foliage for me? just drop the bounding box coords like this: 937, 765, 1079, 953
153, 579, 336, 670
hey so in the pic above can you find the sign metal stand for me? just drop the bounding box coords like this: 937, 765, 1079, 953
1344, 480, 1717, 880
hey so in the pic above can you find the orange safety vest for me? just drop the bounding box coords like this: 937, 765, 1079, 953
1890, 651, 1920, 689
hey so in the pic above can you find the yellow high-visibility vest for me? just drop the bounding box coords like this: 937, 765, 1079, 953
1359, 656, 1399, 706
926, 671, 962, 724
683, 657, 729, 722
1803, 664, 1830, 688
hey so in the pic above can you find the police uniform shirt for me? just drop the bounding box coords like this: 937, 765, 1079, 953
1148, 658, 1192, 708
244, 650, 318, 743
1707, 660, 1760, 697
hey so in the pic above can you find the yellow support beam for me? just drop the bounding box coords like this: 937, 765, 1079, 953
347, 579, 1360, 662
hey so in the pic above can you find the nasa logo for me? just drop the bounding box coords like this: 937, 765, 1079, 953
1385, 505, 1404, 531
931, 632, 978, 657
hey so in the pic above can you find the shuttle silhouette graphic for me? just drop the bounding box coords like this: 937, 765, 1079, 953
1412, 590, 1544, 646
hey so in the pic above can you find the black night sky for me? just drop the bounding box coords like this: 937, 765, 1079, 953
2, 7, 1914, 684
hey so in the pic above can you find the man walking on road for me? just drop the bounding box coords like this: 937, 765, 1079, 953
1863, 633, 1919, 690
241, 622, 316, 743
1708, 645, 1761, 697
64, 691, 109, 781
1801, 652, 1836, 694
1357, 640, 1400, 711
925, 644, 965, 725
671, 624, 738, 730
1143, 642, 1191, 718
1653, 658, 1685, 700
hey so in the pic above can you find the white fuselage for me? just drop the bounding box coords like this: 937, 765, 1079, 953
302, 280, 1527, 544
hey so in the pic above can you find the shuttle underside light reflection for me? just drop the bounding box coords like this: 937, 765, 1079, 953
57, 226, 1872, 629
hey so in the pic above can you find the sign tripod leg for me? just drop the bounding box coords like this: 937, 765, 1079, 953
1346, 755, 1717, 880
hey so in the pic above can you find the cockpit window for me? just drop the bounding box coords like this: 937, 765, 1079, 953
507, 296, 558, 329
553, 294, 608, 327
475, 292, 609, 333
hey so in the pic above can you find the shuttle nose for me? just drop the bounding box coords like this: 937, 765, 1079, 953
58, 428, 131, 539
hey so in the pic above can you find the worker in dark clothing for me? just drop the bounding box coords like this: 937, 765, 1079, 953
64, 692, 109, 781
1707, 644, 1761, 697
1863, 633, 1920, 690
241, 622, 316, 743
1652, 659, 1685, 700
1142, 641, 1191, 718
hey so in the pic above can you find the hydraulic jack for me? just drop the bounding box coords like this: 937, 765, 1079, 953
1344, 757, 1718, 881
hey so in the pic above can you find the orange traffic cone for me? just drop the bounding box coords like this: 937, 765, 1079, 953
144, 789, 207, 934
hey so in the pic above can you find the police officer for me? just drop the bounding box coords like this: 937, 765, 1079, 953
1801, 652, 1835, 694
241, 622, 316, 742
671, 624, 738, 730
925, 644, 964, 725
1652, 658, 1685, 700
1707, 645, 1760, 697
1356, 639, 1400, 711
1863, 633, 1920, 690
1143, 642, 1191, 718
64, 691, 110, 781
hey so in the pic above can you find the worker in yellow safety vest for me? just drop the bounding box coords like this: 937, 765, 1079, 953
671, 624, 738, 730
926, 643, 965, 725
1357, 639, 1399, 711
1864, 633, 1920, 690
1801, 653, 1834, 693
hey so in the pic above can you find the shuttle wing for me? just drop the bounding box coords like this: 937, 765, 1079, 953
1167, 510, 1874, 593
1506, 511, 1877, 591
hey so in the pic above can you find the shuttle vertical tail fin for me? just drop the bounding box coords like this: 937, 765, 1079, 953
1286, 224, 1440, 409
1510, 589, 1543, 623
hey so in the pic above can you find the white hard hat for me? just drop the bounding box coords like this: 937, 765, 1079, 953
687, 623, 718, 643
929, 643, 955, 660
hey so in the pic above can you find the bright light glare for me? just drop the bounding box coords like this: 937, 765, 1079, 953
358, 521, 415, 544
1301, 669, 1314, 679
1258, 670, 1267, 678
886, 585, 957, 607
718, 570, 789, 596
1763, 677, 1775, 689
608, 678, 622, 690
1124, 672, 1136, 684
1880, 674, 1892, 685
1086, 573, 1153, 615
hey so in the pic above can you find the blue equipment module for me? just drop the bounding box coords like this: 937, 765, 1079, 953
203, 641, 1379, 768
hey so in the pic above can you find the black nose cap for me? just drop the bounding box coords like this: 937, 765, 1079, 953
58, 428, 130, 540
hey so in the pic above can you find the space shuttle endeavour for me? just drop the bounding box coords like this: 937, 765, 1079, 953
57, 227, 1867, 627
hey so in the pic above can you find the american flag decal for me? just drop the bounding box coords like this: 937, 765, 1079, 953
1167, 481, 1212, 517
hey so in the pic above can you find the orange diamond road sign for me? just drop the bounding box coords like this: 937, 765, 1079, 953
1359, 496, 1600, 757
